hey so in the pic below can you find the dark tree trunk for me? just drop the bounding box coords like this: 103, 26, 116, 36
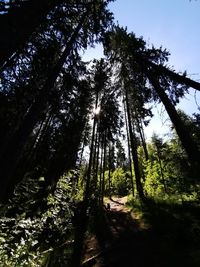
71, 112, 97, 267
99, 143, 104, 205
85, 89, 99, 200
125, 89, 145, 201
26, 112, 53, 166
156, 147, 168, 194
15, 113, 53, 181
147, 70, 200, 165
123, 97, 134, 197
79, 140, 85, 166
136, 117, 149, 161
70, 200, 88, 267
101, 132, 107, 205
108, 143, 112, 197
94, 121, 101, 191
148, 61, 200, 92
92, 121, 99, 176
84, 116, 96, 202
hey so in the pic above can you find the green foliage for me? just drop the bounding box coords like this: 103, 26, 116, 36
141, 128, 199, 201
0, 174, 75, 266
144, 160, 165, 196
111, 168, 131, 196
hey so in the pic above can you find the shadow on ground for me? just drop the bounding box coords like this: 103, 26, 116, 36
82, 199, 200, 267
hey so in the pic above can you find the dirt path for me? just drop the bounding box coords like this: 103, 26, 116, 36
81, 197, 192, 267
107, 196, 128, 212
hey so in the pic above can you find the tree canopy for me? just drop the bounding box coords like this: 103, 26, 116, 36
0, 1, 200, 266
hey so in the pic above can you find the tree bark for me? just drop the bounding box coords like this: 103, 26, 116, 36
148, 61, 200, 92
108, 143, 112, 197
84, 115, 96, 202
99, 142, 104, 205
101, 132, 107, 205
156, 147, 168, 194
123, 97, 134, 197
147, 70, 200, 165
94, 121, 101, 191
136, 117, 149, 161
125, 89, 145, 201
71, 108, 97, 267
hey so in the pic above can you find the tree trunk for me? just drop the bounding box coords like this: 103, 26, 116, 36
99, 143, 104, 205
26, 112, 53, 167
16, 113, 53, 181
156, 149, 168, 194
108, 143, 112, 197
85, 89, 99, 200
92, 121, 99, 176
136, 117, 149, 161
79, 140, 86, 166
123, 97, 134, 197
70, 200, 88, 267
125, 89, 145, 201
84, 115, 96, 202
101, 132, 107, 205
147, 70, 200, 165
148, 61, 200, 92
94, 122, 101, 191
71, 107, 97, 267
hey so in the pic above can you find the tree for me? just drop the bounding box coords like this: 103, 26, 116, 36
0, 0, 56, 67
104, 26, 200, 171
70, 57, 122, 266
151, 133, 168, 194
146, 69, 200, 165
116, 139, 126, 168
124, 85, 145, 201
144, 130, 197, 199
0, 0, 114, 201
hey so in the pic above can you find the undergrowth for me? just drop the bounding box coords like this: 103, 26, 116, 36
0, 173, 77, 267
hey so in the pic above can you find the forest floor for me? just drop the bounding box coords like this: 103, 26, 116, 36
81, 196, 200, 267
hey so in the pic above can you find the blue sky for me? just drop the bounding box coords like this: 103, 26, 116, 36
109, 0, 200, 78
84, 0, 200, 139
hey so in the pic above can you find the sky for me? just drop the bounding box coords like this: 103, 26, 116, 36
84, 0, 200, 140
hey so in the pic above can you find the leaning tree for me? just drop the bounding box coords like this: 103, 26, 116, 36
104, 26, 200, 170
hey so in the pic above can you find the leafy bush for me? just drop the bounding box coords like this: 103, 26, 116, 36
0, 174, 75, 266
111, 168, 131, 196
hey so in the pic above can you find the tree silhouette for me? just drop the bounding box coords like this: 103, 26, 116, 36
104, 26, 200, 169
0, 0, 114, 201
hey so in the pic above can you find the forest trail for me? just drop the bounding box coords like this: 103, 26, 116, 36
81, 197, 199, 267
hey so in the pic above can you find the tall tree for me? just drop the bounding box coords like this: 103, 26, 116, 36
124, 85, 145, 200
146, 70, 200, 165
0, 0, 114, 201
104, 26, 200, 170
151, 133, 168, 194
